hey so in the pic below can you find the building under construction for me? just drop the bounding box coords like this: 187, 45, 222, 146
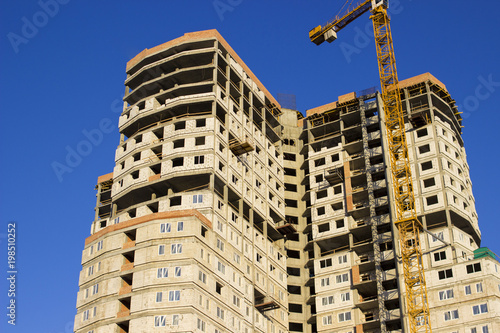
73, 30, 499, 333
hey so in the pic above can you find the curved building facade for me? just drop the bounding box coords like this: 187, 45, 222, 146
74, 31, 499, 333
74, 30, 289, 333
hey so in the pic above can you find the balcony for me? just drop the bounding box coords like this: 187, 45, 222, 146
355, 294, 378, 311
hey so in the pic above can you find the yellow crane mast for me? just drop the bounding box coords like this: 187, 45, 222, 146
309, 1, 432, 333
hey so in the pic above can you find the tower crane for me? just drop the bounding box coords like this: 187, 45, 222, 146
309, 1, 432, 332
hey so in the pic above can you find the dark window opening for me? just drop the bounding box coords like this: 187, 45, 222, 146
284, 168, 297, 176
426, 195, 438, 205
173, 139, 185, 148
195, 137, 205, 146
421, 161, 433, 171
419, 144, 431, 154
317, 190, 327, 199
417, 128, 428, 137
172, 157, 184, 167
318, 223, 330, 232
196, 119, 206, 127
174, 121, 186, 130
423, 178, 436, 188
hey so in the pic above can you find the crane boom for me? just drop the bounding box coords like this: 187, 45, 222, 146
309, 0, 371, 45
310, 1, 432, 333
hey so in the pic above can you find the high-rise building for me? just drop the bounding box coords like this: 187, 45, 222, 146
74, 30, 499, 333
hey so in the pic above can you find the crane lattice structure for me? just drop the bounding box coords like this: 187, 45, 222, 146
309, 1, 432, 332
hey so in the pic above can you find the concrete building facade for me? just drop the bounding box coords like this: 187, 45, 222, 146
74, 30, 499, 333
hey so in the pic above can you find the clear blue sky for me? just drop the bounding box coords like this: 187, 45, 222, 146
1, 1, 499, 332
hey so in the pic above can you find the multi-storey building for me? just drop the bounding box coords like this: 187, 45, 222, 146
74, 30, 499, 333
300, 73, 498, 333
74, 30, 290, 333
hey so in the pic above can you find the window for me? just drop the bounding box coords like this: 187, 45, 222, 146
233, 295, 241, 307
157, 268, 168, 278
216, 282, 223, 294
234, 253, 240, 264
199, 271, 207, 283
417, 128, 428, 137
82, 309, 90, 321
173, 139, 185, 148
154, 315, 166, 327
195, 136, 205, 146
320, 278, 330, 287
438, 289, 454, 300
160, 223, 171, 233
158, 245, 165, 255
423, 178, 436, 188
88, 265, 94, 276
197, 318, 206, 331
465, 285, 472, 295
421, 161, 433, 171
434, 251, 446, 261
472, 303, 488, 315
322, 296, 334, 305
172, 157, 183, 167
285, 183, 298, 192
194, 155, 205, 164
341, 292, 350, 302
176, 221, 184, 231
91, 284, 98, 295
444, 310, 459, 321
217, 239, 225, 251
318, 223, 330, 233
320, 258, 332, 268
284, 168, 296, 176
426, 195, 438, 205
196, 118, 206, 127
172, 314, 179, 326
466, 263, 482, 274
168, 290, 181, 302
171, 244, 182, 254
174, 266, 181, 277
476, 282, 483, 293
322, 315, 332, 325
419, 144, 431, 154
336, 273, 349, 283
156, 292, 163, 302
97, 240, 103, 251
193, 194, 203, 203
338, 311, 351, 322
218, 261, 226, 274
217, 306, 225, 319
174, 121, 185, 130
438, 269, 453, 280
482, 325, 489, 333
338, 254, 348, 264
432, 231, 444, 242
334, 185, 342, 194
314, 158, 326, 167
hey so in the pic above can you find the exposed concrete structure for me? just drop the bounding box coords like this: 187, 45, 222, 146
75, 30, 289, 333
74, 31, 499, 333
